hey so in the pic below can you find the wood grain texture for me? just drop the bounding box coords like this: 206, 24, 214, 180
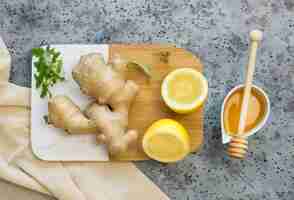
109, 44, 204, 161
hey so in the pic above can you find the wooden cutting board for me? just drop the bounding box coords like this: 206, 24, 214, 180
110, 44, 204, 161
31, 44, 203, 162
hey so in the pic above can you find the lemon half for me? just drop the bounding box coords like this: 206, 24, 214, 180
161, 68, 208, 114
143, 119, 190, 163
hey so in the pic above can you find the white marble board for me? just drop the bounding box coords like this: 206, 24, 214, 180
31, 45, 110, 161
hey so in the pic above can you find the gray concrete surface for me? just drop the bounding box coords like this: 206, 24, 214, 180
1, 0, 294, 199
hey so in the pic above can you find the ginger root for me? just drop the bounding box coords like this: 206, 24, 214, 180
48, 53, 139, 155
85, 79, 139, 155
48, 95, 96, 134
72, 53, 126, 104
85, 104, 138, 155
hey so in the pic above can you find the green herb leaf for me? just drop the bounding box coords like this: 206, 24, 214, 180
33, 46, 65, 98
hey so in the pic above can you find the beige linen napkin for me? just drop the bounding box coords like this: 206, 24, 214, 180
0, 39, 169, 200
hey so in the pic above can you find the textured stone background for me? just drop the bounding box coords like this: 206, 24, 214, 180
1, 0, 294, 199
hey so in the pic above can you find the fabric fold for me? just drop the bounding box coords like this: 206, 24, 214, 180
0, 100, 50, 195
64, 162, 169, 200
0, 82, 31, 107
0, 155, 50, 195
13, 150, 86, 200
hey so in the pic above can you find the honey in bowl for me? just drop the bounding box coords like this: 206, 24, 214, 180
223, 87, 267, 136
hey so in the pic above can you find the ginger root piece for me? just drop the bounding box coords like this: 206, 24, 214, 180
108, 80, 140, 122
72, 53, 126, 104
85, 79, 139, 155
48, 95, 96, 134
85, 104, 138, 155
48, 53, 140, 155
72, 53, 140, 155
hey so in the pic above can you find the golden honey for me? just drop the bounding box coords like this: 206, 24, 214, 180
224, 87, 267, 135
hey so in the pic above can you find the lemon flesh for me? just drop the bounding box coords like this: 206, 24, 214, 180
168, 72, 202, 104
162, 68, 208, 114
143, 119, 190, 163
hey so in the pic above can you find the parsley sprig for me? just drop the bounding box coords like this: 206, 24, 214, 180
32, 46, 65, 98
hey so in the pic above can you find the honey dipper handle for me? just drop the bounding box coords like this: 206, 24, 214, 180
237, 30, 263, 135
227, 30, 263, 159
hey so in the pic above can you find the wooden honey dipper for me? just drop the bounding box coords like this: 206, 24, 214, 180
227, 30, 263, 159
